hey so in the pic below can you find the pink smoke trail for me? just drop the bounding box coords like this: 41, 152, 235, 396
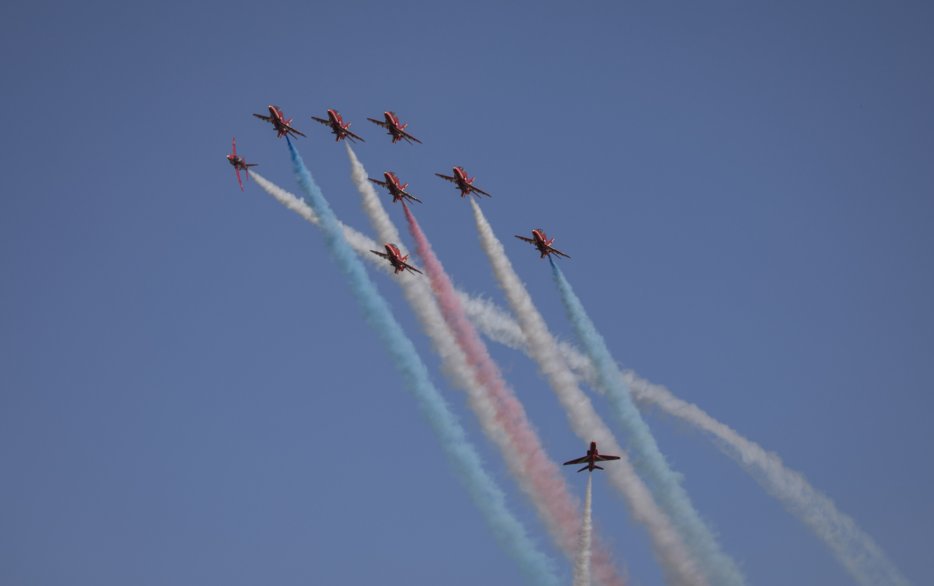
403, 203, 624, 586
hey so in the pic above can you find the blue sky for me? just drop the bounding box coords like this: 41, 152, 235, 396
2, 1, 932, 584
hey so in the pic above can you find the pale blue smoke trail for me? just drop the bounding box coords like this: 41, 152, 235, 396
549, 258, 744, 586
284, 139, 559, 586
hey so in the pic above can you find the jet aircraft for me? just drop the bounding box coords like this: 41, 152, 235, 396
253, 105, 306, 139
515, 229, 571, 259
370, 243, 423, 275
563, 442, 621, 472
311, 109, 365, 143
367, 111, 422, 144
368, 171, 422, 204
226, 137, 258, 191
435, 166, 491, 198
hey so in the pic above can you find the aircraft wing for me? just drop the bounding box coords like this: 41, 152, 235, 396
370, 250, 390, 260
235, 168, 244, 191
470, 185, 492, 197
563, 456, 590, 466
548, 246, 571, 259
435, 173, 456, 183
595, 454, 620, 461
367, 117, 388, 128
368, 178, 388, 188
402, 192, 423, 204
403, 262, 424, 275
253, 113, 273, 122
401, 130, 423, 144
345, 129, 366, 143
286, 126, 307, 138
514, 235, 536, 244
311, 116, 331, 126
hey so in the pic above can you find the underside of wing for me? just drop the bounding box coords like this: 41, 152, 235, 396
311, 116, 330, 126
514, 235, 535, 243
595, 455, 620, 461
368, 178, 388, 187
370, 250, 389, 259
404, 262, 423, 275
346, 130, 366, 143
549, 247, 571, 259
401, 130, 423, 144
367, 117, 388, 128
471, 186, 492, 197
435, 173, 456, 183
253, 113, 272, 122
287, 126, 307, 137
563, 456, 589, 466
404, 193, 423, 204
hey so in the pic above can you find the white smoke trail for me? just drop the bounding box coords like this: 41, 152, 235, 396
252, 172, 909, 586
345, 147, 625, 586
470, 198, 706, 586
459, 291, 911, 586
574, 474, 593, 586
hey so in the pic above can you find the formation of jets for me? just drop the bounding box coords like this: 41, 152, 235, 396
233, 105, 574, 271
232, 105, 614, 474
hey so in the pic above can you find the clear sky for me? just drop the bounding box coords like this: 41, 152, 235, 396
1, 1, 932, 585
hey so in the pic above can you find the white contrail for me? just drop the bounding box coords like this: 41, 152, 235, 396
344, 146, 625, 586
551, 261, 743, 586
574, 474, 593, 586
252, 172, 909, 586
459, 292, 911, 586
470, 198, 706, 586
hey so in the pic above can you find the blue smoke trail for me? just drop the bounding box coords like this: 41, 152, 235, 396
284, 139, 559, 586
549, 257, 744, 586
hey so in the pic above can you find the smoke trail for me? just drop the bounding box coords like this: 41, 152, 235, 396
281, 140, 559, 586
549, 260, 743, 586
252, 171, 910, 586
470, 198, 706, 586
346, 146, 624, 586
458, 291, 911, 586
574, 474, 593, 586
400, 201, 624, 586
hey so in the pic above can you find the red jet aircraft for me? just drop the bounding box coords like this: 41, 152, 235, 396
563, 442, 621, 472
253, 105, 306, 139
368, 171, 422, 204
226, 137, 258, 191
515, 229, 571, 259
435, 166, 491, 198
370, 243, 423, 275
367, 111, 422, 144
311, 109, 365, 143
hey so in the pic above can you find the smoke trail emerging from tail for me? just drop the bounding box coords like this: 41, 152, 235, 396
574, 475, 593, 586
458, 287, 910, 586
549, 260, 743, 586
401, 202, 624, 586
283, 140, 559, 586
470, 198, 706, 586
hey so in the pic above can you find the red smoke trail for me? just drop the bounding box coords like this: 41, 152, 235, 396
403, 203, 624, 586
